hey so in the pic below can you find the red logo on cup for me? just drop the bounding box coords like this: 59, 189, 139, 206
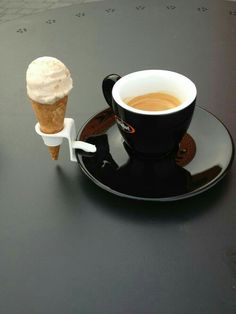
115, 116, 135, 133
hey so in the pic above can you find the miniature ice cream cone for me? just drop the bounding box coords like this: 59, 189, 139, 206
31, 96, 68, 159
26, 57, 73, 160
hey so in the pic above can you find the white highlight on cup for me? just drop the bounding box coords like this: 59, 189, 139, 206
112, 70, 197, 115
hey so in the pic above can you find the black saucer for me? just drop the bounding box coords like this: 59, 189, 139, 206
76, 106, 234, 201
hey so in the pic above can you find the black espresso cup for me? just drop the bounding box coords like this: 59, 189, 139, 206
102, 70, 197, 157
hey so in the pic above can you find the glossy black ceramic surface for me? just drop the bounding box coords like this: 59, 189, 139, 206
102, 72, 196, 156
76, 106, 234, 201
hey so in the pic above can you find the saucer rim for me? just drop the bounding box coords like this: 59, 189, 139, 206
76, 106, 234, 202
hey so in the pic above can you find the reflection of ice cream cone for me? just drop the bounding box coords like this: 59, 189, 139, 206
26, 56, 73, 160
31, 95, 68, 160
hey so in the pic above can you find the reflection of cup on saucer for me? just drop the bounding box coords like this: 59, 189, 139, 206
102, 70, 197, 157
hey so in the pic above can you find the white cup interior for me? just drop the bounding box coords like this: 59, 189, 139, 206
112, 70, 197, 115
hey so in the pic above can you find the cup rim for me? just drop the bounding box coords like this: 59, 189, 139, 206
112, 70, 197, 115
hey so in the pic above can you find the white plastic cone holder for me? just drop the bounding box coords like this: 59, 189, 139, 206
35, 118, 96, 162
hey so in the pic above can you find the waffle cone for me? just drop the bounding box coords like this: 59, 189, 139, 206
48, 145, 60, 160
31, 95, 68, 160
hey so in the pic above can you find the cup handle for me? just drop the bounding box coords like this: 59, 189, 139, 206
102, 74, 121, 107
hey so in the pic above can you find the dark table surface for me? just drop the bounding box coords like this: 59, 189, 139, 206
0, 0, 236, 313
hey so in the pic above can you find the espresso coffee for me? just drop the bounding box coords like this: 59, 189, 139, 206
123, 92, 181, 111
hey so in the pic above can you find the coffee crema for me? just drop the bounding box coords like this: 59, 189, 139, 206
123, 92, 181, 111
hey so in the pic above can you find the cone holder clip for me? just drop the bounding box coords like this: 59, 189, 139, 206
35, 118, 96, 162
